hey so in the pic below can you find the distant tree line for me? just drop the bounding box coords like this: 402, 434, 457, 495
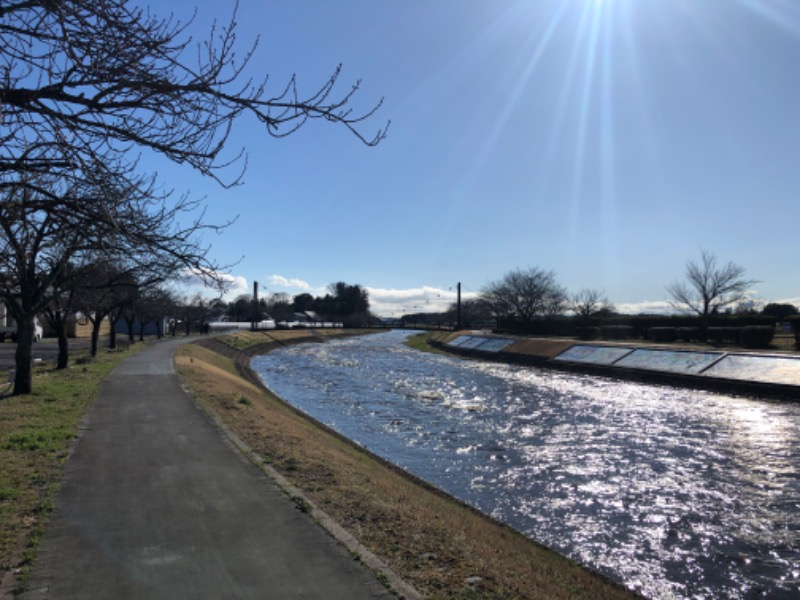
414, 250, 798, 349
214, 282, 374, 327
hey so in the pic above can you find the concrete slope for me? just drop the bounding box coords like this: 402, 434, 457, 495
21, 338, 395, 599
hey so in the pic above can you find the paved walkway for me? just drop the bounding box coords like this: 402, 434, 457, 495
21, 338, 397, 599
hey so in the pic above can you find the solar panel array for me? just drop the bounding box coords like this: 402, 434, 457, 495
704, 354, 800, 385
616, 349, 723, 374
446, 335, 515, 353
553, 345, 633, 365
554, 344, 800, 386
445, 338, 800, 387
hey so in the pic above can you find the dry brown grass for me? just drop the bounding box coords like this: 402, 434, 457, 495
176, 340, 638, 600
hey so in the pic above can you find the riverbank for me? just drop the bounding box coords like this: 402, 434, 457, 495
176, 329, 640, 600
423, 330, 800, 400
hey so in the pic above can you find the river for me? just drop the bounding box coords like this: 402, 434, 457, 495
250, 330, 800, 599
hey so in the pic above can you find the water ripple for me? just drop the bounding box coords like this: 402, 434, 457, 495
251, 331, 800, 599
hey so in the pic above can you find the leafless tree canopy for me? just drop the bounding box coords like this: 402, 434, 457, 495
667, 250, 756, 321
0, 169, 221, 310
568, 288, 613, 322
0, 1, 388, 393
480, 267, 567, 324
0, 0, 388, 186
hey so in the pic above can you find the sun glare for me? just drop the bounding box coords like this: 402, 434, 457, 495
449, 0, 795, 278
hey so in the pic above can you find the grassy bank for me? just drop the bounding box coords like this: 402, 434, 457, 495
176, 330, 638, 600
0, 343, 143, 595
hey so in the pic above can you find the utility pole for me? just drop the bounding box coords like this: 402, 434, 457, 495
252, 281, 259, 331
456, 282, 462, 331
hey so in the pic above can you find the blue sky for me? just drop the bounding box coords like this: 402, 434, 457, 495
153, 0, 799, 317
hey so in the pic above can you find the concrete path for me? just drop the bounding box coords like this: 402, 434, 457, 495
21, 338, 396, 599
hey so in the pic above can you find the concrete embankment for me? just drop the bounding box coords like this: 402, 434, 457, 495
429, 331, 800, 400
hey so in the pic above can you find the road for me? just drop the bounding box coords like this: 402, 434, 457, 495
0, 337, 97, 373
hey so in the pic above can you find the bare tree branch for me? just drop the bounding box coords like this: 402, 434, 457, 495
1, 1, 388, 187
568, 288, 614, 322
480, 267, 567, 327
667, 249, 757, 335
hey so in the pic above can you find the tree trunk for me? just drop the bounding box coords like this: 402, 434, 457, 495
124, 316, 135, 342
701, 300, 711, 342
57, 328, 69, 369
108, 313, 120, 349
43, 310, 70, 369
13, 316, 34, 395
90, 320, 101, 357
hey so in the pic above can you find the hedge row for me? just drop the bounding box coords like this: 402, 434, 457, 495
740, 326, 776, 348
647, 327, 678, 343
785, 316, 800, 348
786, 315, 800, 333
642, 326, 774, 348
498, 315, 778, 339
496, 316, 784, 349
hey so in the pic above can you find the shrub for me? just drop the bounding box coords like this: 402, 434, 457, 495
601, 325, 633, 340
647, 327, 677, 343
602, 317, 645, 339
575, 326, 601, 341
740, 326, 775, 349
707, 327, 741, 345
677, 327, 701, 342
788, 316, 800, 349
743, 325, 775, 347
786, 315, 800, 333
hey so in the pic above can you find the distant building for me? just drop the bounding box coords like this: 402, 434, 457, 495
292, 311, 321, 324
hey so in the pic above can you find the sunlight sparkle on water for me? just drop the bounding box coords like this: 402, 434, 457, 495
252, 332, 800, 599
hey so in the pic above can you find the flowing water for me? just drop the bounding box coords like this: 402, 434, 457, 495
251, 330, 800, 599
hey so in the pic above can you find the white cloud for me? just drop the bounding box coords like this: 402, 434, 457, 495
614, 300, 673, 315
614, 289, 800, 315
268, 274, 312, 291
367, 286, 479, 317
777, 296, 800, 308
220, 274, 250, 300
179, 269, 249, 301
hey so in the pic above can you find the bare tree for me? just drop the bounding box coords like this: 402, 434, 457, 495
177, 293, 213, 336
0, 1, 387, 394
132, 286, 177, 341
42, 276, 79, 370
480, 267, 567, 329
568, 288, 614, 323
107, 278, 140, 349
0, 171, 220, 394
73, 261, 142, 357
0, 1, 387, 187
667, 250, 757, 336
567, 288, 614, 340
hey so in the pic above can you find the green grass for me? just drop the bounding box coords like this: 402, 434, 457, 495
0, 343, 143, 592
404, 332, 448, 354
